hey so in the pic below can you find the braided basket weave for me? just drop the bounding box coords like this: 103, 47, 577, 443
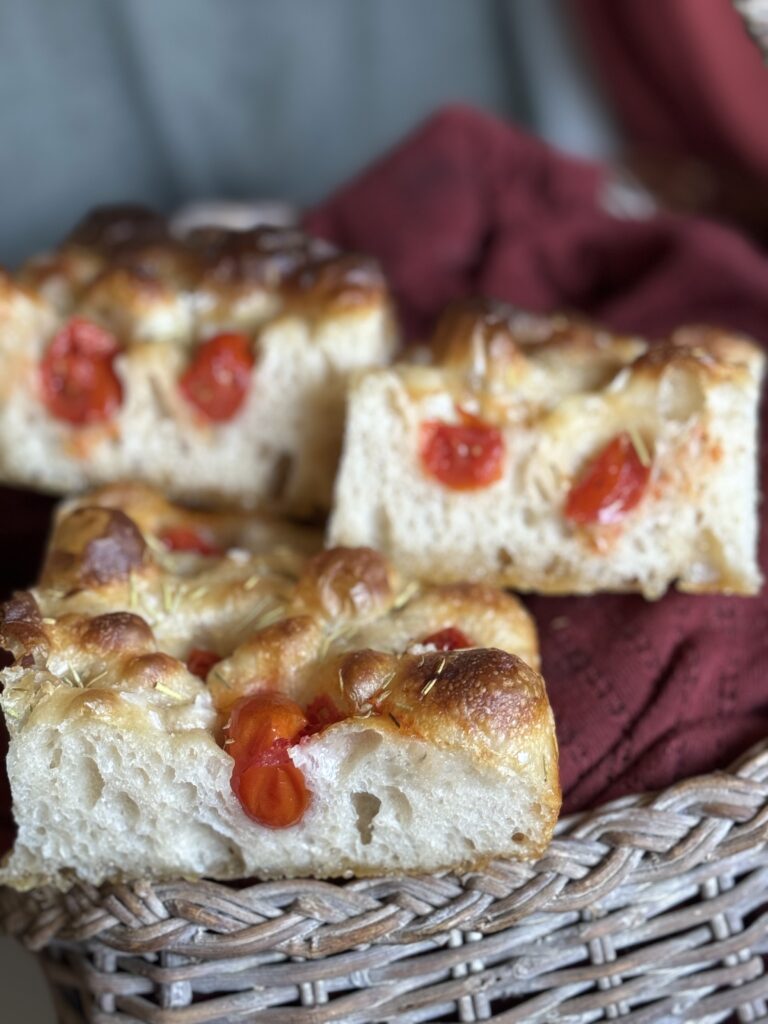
1, 739, 766, 1023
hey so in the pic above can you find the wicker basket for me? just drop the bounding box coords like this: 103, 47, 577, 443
1, 740, 766, 1023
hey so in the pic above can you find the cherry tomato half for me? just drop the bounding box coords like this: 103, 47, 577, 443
179, 333, 254, 421
40, 318, 122, 425
421, 626, 472, 651
231, 760, 310, 829
226, 692, 310, 828
420, 419, 505, 490
187, 648, 221, 680
565, 432, 651, 525
226, 692, 308, 766
158, 525, 222, 556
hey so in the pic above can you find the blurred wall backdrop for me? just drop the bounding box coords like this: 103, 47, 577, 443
0, 0, 616, 266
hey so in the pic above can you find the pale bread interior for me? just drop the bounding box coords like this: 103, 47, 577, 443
2, 707, 555, 890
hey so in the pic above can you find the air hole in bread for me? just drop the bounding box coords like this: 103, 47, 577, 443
81, 757, 105, 808
114, 792, 141, 827
352, 791, 381, 845
269, 453, 294, 502
177, 782, 197, 804
48, 749, 62, 770
659, 367, 706, 421
382, 786, 413, 827
339, 729, 383, 780
512, 831, 527, 843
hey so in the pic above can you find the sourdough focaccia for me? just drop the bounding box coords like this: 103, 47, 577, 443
0, 206, 397, 514
0, 485, 558, 889
330, 301, 765, 598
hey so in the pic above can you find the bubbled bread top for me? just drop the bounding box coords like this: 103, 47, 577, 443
1, 484, 548, 777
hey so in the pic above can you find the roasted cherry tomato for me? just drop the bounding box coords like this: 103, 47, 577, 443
420, 418, 505, 490
226, 692, 310, 828
226, 692, 308, 765
565, 432, 651, 525
187, 648, 221, 679
40, 317, 122, 425
421, 626, 472, 651
231, 760, 310, 829
179, 332, 254, 421
158, 525, 221, 556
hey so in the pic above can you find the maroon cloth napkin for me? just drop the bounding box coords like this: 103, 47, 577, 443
306, 105, 768, 815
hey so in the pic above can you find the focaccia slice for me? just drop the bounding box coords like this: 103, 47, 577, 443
1, 206, 397, 515
329, 300, 764, 597
0, 485, 558, 889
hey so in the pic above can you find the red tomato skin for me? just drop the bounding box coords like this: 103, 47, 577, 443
421, 626, 472, 651
226, 693, 311, 828
565, 432, 651, 525
300, 694, 346, 738
187, 648, 221, 679
41, 318, 122, 425
158, 526, 221, 556
231, 760, 310, 828
226, 692, 308, 766
420, 419, 505, 490
179, 332, 254, 421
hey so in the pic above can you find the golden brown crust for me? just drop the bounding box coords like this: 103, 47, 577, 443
17, 206, 388, 322
75, 265, 191, 339
430, 299, 643, 369
280, 253, 387, 316
633, 326, 762, 382
335, 647, 550, 758
209, 615, 323, 712
430, 300, 762, 384
53, 482, 321, 564
430, 298, 525, 370
294, 547, 397, 621
41, 507, 149, 590
17, 206, 172, 308
391, 648, 545, 739
66, 204, 170, 252
78, 612, 155, 655
0, 592, 48, 663
187, 225, 326, 288
122, 651, 185, 690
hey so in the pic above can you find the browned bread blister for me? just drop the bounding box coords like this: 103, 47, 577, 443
330, 299, 764, 597
2, 206, 397, 514
0, 485, 558, 889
